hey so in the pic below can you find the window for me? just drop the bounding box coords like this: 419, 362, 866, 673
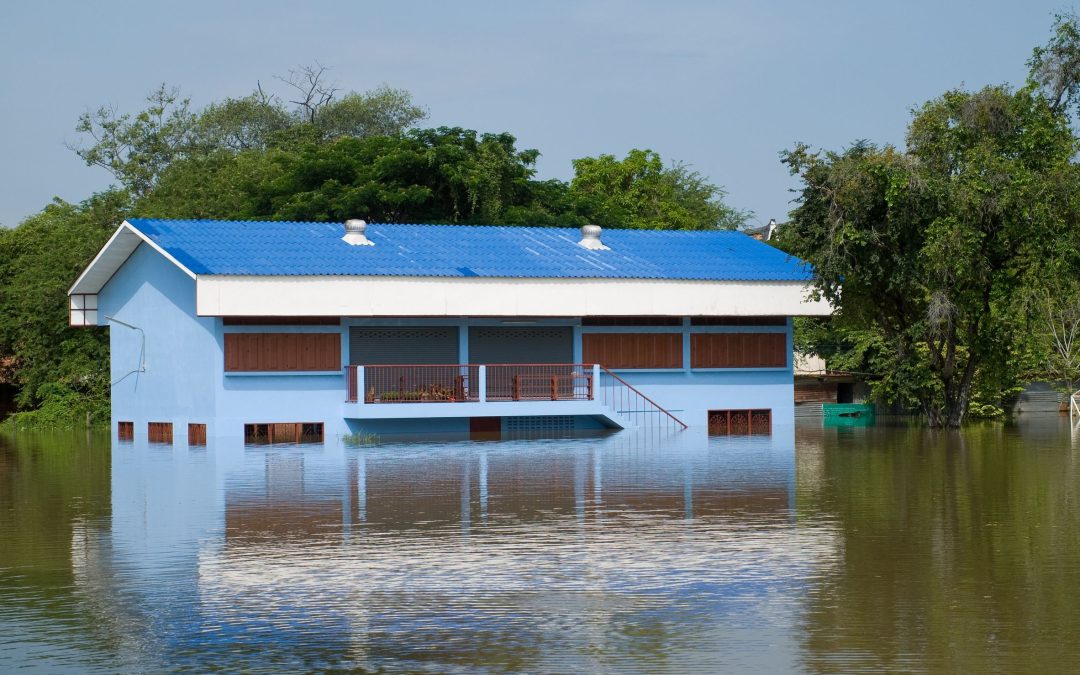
69, 294, 98, 326
708, 409, 771, 435
117, 421, 134, 441
244, 422, 324, 445
188, 423, 207, 446
582, 333, 683, 369
691, 333, 786, 368
148, 422, 173, 444
224, 333, 341, 371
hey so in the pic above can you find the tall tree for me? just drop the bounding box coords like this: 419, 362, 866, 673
569, 149, 748, 230
71, 67, 427, 197
0, 192, 127, 428
779, 86, 1080, 427
140, 127, 564, 225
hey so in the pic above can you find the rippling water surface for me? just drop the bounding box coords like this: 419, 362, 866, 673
2, 419, 1080, 672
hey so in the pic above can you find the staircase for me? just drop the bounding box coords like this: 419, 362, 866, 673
597, 366, 687, 432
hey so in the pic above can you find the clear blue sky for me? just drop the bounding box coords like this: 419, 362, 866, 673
0, 0, 1068, 228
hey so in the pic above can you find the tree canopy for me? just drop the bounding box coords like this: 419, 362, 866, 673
778, 85, 1080, 426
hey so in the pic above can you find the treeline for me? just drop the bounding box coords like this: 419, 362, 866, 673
0, 65, 747, 428
775, 13, 1080, 426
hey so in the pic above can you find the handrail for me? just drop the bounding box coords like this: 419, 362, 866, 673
598, 365, 688, 431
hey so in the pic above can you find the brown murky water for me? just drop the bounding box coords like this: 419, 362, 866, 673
1, 418, 1079, 673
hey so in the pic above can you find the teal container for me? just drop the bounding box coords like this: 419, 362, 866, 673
823, 403, 876, 426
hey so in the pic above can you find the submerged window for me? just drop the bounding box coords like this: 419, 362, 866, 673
188, 423, 207, 446
148, 422, 173, 444
708, 409, 771, 435
244, 422, 324, 445
117, 421, 134, 441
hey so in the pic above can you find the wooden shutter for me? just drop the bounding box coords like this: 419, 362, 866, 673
582, 333, 683, 369
690, 333, 786, 368
224, 333, 341, 371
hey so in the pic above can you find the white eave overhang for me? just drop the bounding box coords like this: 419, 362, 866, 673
195, 275, 833, 317
67, 220, 196, 296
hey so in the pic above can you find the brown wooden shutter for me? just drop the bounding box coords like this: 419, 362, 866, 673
582, 333, 683, 369
690, 333, 786, 368
224, 333, 341, 371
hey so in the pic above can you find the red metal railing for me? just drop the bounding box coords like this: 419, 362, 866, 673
345, 363, 688, 433
347, 364, 480, 403
485, 364, 594, 401
598, 366, 688, 432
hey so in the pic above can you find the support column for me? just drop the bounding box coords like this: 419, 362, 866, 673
458, 324, 469, 364
478, 365, 487, 402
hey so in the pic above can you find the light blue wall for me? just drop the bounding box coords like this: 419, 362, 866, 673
98, 248, 794, 439
98, 243, 219, 432
99, 244, 355, 438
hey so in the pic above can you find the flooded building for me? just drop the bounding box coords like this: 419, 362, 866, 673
68, 219, 829, 439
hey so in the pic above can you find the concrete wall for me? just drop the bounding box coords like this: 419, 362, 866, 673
99, 248, 794, 438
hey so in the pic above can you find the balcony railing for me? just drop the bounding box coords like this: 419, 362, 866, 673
345, 364, 595, 404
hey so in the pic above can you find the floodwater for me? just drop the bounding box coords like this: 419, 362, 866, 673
2, 419, 1080, 673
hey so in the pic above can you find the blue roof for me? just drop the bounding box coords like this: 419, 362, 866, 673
126, 219, 813, 281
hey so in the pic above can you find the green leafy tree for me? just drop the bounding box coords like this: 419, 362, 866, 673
569, 149, 748, 230
0, 192, 128, 428
141, 127, 558, 224
778, 86, 1080, 427
72, 66, 427, 197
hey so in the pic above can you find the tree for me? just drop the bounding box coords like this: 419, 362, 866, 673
778, 86, 1080, 427
0, 192, 128, 428
569, 149, 748, 230
72, 84, 197, 197
1027, 11, 1080, 113
71, 66, 428, 196
140, 127, 564, 225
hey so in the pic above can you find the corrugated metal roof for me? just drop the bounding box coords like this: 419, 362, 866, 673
125, 219, 813, 281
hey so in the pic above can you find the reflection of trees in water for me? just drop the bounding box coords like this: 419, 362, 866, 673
796, 418, 1080, 672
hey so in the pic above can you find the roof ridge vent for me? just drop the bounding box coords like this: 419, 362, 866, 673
578, 224, 610, 251
342, 219, 374, 246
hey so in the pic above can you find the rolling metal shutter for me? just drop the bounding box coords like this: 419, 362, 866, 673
468, 327, 573, 364
349, 327, 459, 365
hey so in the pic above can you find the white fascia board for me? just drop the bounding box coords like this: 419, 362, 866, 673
68, 221, 197, 295
196, 275, 833, 317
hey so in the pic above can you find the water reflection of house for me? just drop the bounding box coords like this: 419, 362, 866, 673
68, 219, 830, 441
68, 429, 842, 670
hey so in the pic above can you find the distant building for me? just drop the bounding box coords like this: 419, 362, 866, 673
743, 218, 778, 242
69, 219, 830, 441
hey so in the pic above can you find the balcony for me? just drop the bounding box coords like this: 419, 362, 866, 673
346, 364, 595, 404
342, 364, 687, 432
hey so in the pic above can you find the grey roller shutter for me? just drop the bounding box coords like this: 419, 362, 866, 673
349, 327, 459, 365
468, 327, 573, 364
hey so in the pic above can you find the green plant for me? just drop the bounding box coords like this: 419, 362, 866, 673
342, 431, 380, 446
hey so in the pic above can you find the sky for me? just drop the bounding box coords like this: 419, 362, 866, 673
0, 0, 1069, 229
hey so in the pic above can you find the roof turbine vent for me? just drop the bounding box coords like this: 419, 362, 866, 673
342, 219, 374, 246
578, 223, 610, 251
